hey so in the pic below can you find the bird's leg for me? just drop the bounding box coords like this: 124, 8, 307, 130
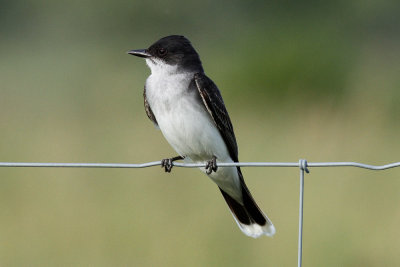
205, 155, 218, 175
161, 155, 184, 173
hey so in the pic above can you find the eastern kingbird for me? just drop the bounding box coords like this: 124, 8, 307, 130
128, 35, 275, 238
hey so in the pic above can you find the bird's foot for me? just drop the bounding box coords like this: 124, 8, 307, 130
161, 156, 183, 173
205, 156, 218, 175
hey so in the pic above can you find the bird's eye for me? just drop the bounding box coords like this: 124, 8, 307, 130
157, 47, 167, 57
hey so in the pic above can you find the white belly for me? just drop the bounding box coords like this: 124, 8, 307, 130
146, 72, 227, 160
145, 70, 242, 201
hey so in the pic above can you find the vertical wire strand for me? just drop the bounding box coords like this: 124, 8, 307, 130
298, 160, 307, 267
298, 168, 304, 267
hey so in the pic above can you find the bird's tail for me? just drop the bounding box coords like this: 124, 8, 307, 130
219, 169, 275, 238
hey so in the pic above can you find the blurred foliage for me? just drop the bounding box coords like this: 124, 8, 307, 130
0, 0, 400, 266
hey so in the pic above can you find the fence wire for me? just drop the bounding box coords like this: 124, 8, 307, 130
1, 161, 400, 169
1, 159, 400, 267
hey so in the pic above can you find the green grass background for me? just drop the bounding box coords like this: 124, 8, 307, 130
1, 0, 400, 266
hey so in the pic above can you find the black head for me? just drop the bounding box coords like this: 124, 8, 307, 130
128, 35, 203, 73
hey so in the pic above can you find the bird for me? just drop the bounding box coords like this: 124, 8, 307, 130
127, 35, 275, 238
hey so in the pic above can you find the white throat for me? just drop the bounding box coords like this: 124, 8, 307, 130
145, 58, 180, 75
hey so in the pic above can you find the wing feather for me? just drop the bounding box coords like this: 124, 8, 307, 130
143, 85, 158, 127
193, 73, 238, 162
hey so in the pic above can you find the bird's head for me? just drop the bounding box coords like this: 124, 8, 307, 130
128, 35, 203, 74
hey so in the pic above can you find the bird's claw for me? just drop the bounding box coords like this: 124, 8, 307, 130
161, 156, 183, 173
205, 156, 218, 175
161, 158, 173, 173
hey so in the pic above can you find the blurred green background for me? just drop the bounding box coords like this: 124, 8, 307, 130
1, 0, 400, 266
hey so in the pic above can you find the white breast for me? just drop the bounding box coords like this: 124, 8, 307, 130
145, 69, 228, 161
144, 59, 241, 201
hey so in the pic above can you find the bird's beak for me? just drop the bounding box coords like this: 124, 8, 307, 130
127, 49, 151, 58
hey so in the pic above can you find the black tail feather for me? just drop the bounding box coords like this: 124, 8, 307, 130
219, 188, 252, 225
219, 167, 267, 226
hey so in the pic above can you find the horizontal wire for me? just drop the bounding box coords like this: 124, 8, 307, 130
0, 161, 399, 170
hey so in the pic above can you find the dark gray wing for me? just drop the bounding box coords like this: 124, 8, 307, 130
195, 74, 269, 229
193, 73, 239, 162
143, 85, 158, 126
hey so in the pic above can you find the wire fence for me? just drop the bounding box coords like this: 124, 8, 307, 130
1, 161, 400, 169
1, 159, 400, 267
